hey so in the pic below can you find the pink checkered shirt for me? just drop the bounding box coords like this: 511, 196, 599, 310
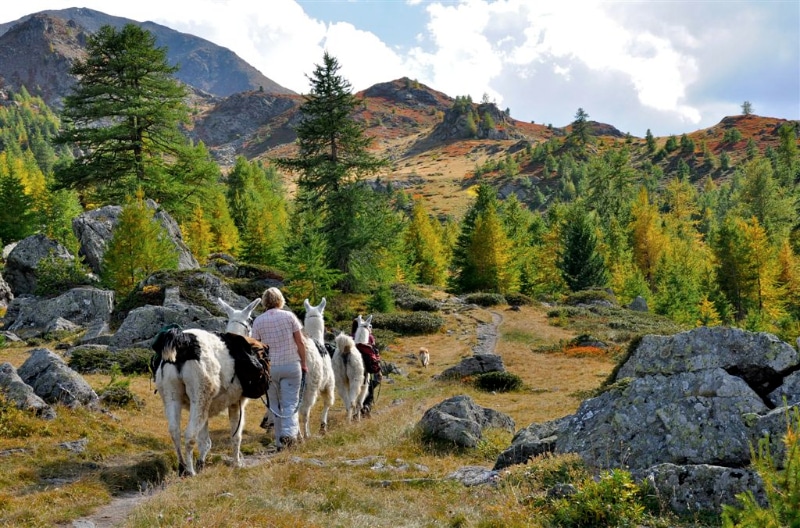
251, 308, 302, 367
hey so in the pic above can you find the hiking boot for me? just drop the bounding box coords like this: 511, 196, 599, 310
278, 436, 296, 451
360, 405, 371, 418
260, 414, 273, 430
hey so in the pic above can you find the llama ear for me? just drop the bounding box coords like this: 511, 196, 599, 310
245, 298, 261, 316
366, 314, 373, 326
304, 299, 311, 312
217, 297, 235, 318
319, 297, 326, 312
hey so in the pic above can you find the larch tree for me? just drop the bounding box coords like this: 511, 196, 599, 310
404, 200, 448, 287
467, 203, 518, 294
54, 24, 190, 206
449, 183, 501, 293
102, 190, 178, 295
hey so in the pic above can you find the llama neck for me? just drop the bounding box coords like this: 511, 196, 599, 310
305, 315, 324, 342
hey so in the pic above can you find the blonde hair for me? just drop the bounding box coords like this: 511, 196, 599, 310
261, 287, 285, 310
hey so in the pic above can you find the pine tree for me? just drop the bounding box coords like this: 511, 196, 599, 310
558, 203, 608, 291
102, 190, 179, 294
0, 169, 37, 243
274, 52, 391, 287
54, 24, 189, 205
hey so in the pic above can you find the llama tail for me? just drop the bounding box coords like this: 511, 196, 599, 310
335, 333, 355, 365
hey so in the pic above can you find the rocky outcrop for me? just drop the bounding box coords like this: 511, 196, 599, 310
495, 326, 800, 515
6, 287, 114, 338
3, 234, 74, 295
109, 304, 225, 349
417, 394, 514, 448
17, 348, 99, 409
0, 362, 56, 419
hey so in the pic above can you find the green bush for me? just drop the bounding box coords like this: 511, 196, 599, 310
0, 395, 39, 439
464, 292, 506, 307
69, 347, 152, 375
504, 292, 534, 306
546, 469, 648, 527
34, 253, 94, 296
563, 288, 617, 306
368, 285, 394, 313
372, 312, 445, 335
392, 284, 440, 312
474, 371, 523, 392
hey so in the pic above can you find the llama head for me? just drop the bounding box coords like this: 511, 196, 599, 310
218, 297, 261, 336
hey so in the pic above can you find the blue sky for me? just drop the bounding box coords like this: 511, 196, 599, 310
1, 0, 798, 137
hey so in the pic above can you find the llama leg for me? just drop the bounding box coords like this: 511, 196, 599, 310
196, 421, 211, 471
163, 399, 187, 475
320, 384, 334, 433
227, 401, 245, 467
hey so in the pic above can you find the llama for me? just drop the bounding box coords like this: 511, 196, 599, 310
419, 347, 430, 368
299, 298, 336, 435
151, 327, 268, 476
332, 333, 369, 422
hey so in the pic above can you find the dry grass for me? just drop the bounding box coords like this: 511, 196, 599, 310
2, 302, 629, 527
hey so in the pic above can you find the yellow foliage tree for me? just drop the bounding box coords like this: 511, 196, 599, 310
404, 200, 448, 286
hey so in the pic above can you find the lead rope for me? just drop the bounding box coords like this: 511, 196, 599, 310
260, 371, 306, 420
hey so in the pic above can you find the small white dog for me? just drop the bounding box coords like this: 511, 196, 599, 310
418, 347, 430, 368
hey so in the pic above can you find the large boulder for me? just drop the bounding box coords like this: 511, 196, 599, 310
0, 362, 56, 419
142, 271, 252, 311
17, 348, 99, 409
494, 326, 800, 515
417, 394, 514, 448
616, 327, 799, 394
554, 368, 768, 469
4, 234, 74, 295
109, 304, 225, 349
6, 287, 114, 339
72, 201, 199, 275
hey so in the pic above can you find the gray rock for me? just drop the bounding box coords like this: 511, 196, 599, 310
153, 205, 199, 270
146, 273, 249, 314
748, 403, 800, 468
4, 234, 74, 295
616, 327, 799, 390
637, 463, 766, 515
0, 362, 56, 419
627, 295, 648, 312
109, 304, 225, 349
446, 466, 499, 486
0, 273, 13, 309
417, 394, 515, 448
6, 287, 114, 339
494, 416, 569, 470
79, 320, 113, 345
555, 368, 768, 469
17, 348, 99, 409
438, 354, 505, 379
768, 371, 800, 407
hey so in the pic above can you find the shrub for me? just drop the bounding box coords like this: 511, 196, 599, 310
392, 283, 440, 312
368, 285, 394, 313
474, 371, 523, 392
372, 312, 445, 335
464, 292, 506, 307
34, 253, 93, 296
504, 292, 534, 306
69, 347, 152, 375
546, 469, 648, 527
0, 395, 39, 438
563, 288, 617, 306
